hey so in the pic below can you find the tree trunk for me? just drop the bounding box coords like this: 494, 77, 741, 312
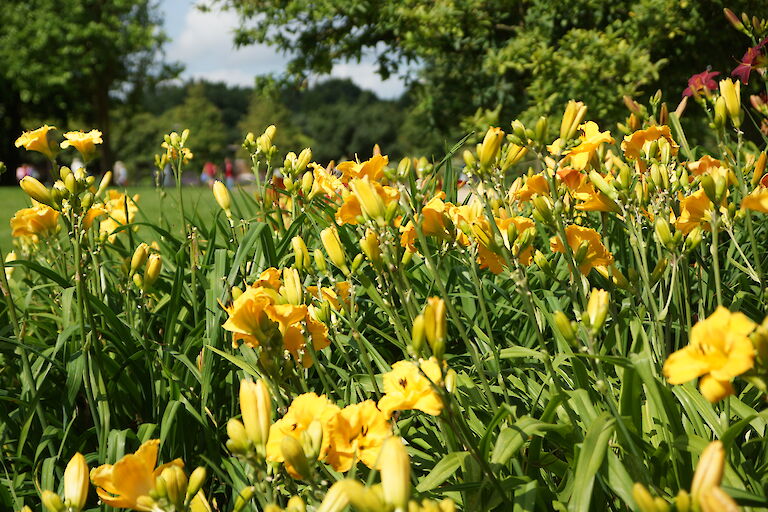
0, 87, 23, 186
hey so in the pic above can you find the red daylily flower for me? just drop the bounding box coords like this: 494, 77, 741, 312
683, 70, 720, 97
732, 36, 768, 84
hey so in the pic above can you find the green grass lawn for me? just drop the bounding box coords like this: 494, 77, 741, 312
0, 186, 225, 249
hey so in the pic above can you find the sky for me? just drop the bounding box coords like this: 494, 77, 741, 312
160, 0, 407, 99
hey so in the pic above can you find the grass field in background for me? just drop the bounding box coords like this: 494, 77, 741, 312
0, 186, 224, 249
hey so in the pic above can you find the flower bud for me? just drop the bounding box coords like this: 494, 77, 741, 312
20, 176, 53, 206
478, 127, 504, 168
213, 180, 232, 214
700, 175, 718, 204
240, 379, 271, 449
314, 248, 327, 273
463, 150, 476, 169
675, 490, 690, 512
186, 467, 207, 504
351, 177, 386, 224
654, 218, 673, 248
410, 314, 426, 355
143, 254, 162, 291
296, 148, 312, 174
320, 227, 348, 274
553, 311, 577, 345
360, 229, 382, 264
63, 453, 89, 511
588, 171, 618, 200
226, 418, 249, 453
534, 116, 548, 143
586, 288, 610, 334
650, 258, 668, 285
41, 490, 64, 512
286, 496, 306, 512
301, 171, 314, 196
97, 171, 112, 197
445, 368, 457, 393
423, 297, 447, 359
292, 236, 310, 271
532, 196, 554, 224
233, 486, 256, 512
691, 441, 725, 506
752, 152, 766, 188
712, 99, 726, 134
159, 465, 188, 508
281, 268, 303, 305
131, 243, 149, 275
632, 483, 658, 512
685, 227, 703, 252
281, 436, 311, 479
379, 437, 411, 511
301, 420, 324, 462
719, 79, 741, 127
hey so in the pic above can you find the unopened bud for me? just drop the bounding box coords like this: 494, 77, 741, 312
379, 437, 411, 510
233, 486, 256, 512
186, 467, 207, 504
41, 491, 64, 512
213, 181, 232, 214
586, 288, 610, 334
131, 243, 149, 275
320, 227, 348, 274
20, 176, 53, 206
553, 311, 577, 345
314, 248, 327, 273
292, 236, 310, 271
752, 152, 767, 188
423, 297, 447, 358
281, 436, 311, 479
143, 254, 162, 291
479, 127, 504, 168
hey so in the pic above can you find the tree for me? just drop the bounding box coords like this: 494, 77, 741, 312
166, 82, 229, 165
218, 0, 768, 148
0, 0, 177, 178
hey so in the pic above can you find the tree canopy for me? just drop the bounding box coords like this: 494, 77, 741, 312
219, 0, 768, 144
0, 0, 176, 177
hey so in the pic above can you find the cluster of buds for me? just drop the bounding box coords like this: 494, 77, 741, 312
136, 466, 207, 512
632, 441, 737, 512
243, 125, 277, 161
162, 130, 193, 167
20, 166, 109, 216
280, 420, 324, 480
227, 379, 272, 463
724, 8, 768, 38
411, 297, 447, 359
282, 148, 313, 193
316, 437, 455, 512
130, 242, 162, 292
40, 453, 89, 512
464, 126, 528, 178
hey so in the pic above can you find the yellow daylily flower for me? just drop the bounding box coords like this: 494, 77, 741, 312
266, 393, 340, 477
621, 125, 679, 161
741, 187, 768, 213
326, 400, 392, 472
550, 225, 614, 275
378, 358, 444, 418
15, 125, 58, 159
337, 155, 388, 183
515, 174, 550, 203
61, 130, 103, 162
663, 307, 756, 402
10, 205, 59, 241
674, 189, 714, 234
90, 439, 183, 511
565, 121, 614, 170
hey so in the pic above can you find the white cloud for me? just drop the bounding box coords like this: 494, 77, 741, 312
163, 1, 409, 97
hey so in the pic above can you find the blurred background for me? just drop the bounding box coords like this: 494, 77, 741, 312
1, 0, 767, 186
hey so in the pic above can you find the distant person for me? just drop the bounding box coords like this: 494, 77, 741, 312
225, 158, 234, 188
114, 160, 128, 186
15, 164, 29, 182
163, 163, 174, 187
202, 161, 216, 186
